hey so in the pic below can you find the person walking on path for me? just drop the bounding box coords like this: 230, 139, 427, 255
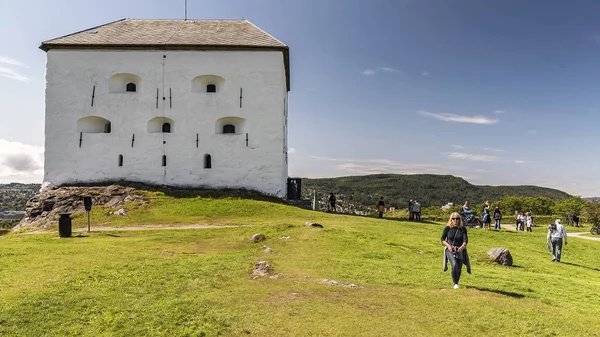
441, 212, 471, 289
377, 197, 385, 219
547, 219, 568, 262
493, 204, 502, 230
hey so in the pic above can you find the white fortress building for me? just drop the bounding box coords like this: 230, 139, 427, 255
40, 19, 290, 197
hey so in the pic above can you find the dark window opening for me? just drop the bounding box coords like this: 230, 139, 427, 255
223, 124, 235, 134
207, 84, 216, 93
118, 155, 123, 167
204, 154, 212, 169
126, 83, 137, 92
104, 122, 111, 133
162, 155, 167, 167
162, 123, 171, 133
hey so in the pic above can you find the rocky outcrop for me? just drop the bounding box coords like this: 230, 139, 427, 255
14, 185, 146, 231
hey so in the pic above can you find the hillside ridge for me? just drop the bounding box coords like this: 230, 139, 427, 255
301, 173, 571, 210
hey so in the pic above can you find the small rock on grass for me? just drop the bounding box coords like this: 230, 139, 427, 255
252, 261, 272, 279
322, 279, 362, 288
251, 233, 266, 242
304, 221, 323, 228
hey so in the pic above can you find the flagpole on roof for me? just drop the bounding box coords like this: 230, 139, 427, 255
185, 0, 187, 20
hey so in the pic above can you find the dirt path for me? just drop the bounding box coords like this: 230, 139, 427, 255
500, 224, 600, 241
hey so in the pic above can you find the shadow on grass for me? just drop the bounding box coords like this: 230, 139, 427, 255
469, 286, 526, 299
0, 229, 10, 236
560, 261, 600, 272
381, 217, 439, 226
58, 234, 89, 239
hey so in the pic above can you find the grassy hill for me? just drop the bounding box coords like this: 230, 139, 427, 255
1, 189, 598, 336
302, 174, 571, 209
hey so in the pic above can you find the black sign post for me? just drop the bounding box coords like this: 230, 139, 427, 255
83, 196, 93, 232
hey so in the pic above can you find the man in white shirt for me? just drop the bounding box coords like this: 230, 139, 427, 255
547, 219, 568, 262
412, 200, 421, 221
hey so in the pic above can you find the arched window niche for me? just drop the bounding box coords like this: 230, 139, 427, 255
148, 117, 175, 133
215, 117, 246, 135
204, 154, 212, 169
192, 75, 225, 93
109, 73, 142, 93
77, 116, 112, 133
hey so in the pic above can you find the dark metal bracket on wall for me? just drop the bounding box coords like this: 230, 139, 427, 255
131, 134, 135, 147
79, 132, 83, 148
91, 85, 95, 107
169, 88, 172, 108
156, 88, 159, 108
240, 88, 243, 108
196, 133, 199, 148
246, 133, 248, 147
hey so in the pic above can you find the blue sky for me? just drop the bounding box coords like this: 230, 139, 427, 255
1, 0, 600, 196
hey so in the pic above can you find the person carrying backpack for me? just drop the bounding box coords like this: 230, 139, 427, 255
493, 204, 502, 230
547, 219, 568, 262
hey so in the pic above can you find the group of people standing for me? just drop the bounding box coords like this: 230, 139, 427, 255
408, 199, 421, 221
441, 206, 570, 289
515, 211, 535, 231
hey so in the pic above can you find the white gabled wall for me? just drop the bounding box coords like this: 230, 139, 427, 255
44, 50, 288, 197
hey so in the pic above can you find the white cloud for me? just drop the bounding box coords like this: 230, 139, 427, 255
363, 67, 400, 76
308, 155, 489, 179
363, 69, 376, 76
0, 56, 27, 67
0, 66, 30, 82
288, 148, 296, 155
0, 139, 44, 183
444, 152, 501, 162
528, 129, 538, 135
0, 56, 30, 82
483, 147, 506, 152
493, 110, 505, 114
444, 151, 525, 164
450, 145, 466, 150
418, 111, 499, 125
421, 71, 429, 76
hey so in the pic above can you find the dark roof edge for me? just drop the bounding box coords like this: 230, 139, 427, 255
39, 44, 290, 91
39, 18, 127, 50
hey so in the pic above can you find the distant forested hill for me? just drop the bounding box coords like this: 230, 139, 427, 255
301, 174, 571, 209
0, 183, 41, 211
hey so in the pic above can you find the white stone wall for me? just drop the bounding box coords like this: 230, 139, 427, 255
44, 50, 288, 197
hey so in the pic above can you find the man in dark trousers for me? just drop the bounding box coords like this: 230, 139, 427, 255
377, 197, 385, 218
328, 193, 337, 213
408, 199, 414, 220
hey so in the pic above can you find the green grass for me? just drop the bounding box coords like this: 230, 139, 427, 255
2, 192, 600, 336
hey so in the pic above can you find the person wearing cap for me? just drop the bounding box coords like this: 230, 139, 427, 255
547, 219, 568, 262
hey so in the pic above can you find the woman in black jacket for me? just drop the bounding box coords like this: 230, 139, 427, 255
441, 212, 470, 289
